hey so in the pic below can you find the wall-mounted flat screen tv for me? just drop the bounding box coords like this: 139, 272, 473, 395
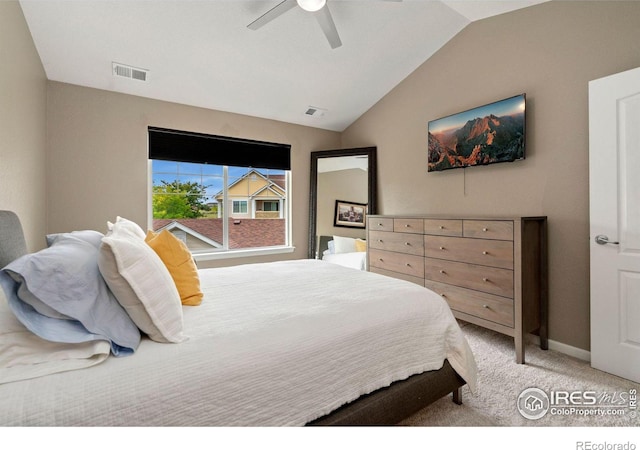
428, 94, 526, 172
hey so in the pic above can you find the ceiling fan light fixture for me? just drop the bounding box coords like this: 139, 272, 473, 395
297, 0, 326, 12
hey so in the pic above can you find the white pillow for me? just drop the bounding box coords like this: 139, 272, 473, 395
98, 220, 185, 343
107, 216, 146, 240
333, 235, 357, 254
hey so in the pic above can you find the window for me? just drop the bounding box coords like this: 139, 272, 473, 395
233, 200, 248, 214
263, 201, 279, 212
148, 127, 292, 259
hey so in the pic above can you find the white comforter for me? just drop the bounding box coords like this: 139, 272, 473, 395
0, 259, 476, 426
322, 251, 367, 270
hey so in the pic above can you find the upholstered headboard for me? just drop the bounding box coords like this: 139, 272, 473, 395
0, 211, 28, 268
317, 235, 333, 258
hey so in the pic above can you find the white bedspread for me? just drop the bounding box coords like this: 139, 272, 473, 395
322, 251, 367, 270
0, 295, 110, 384
0, 259, 476, 426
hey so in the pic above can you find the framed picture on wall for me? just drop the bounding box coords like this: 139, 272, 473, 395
334, 200, 367, 228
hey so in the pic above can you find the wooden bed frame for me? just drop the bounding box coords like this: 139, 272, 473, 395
310, 360, 464, 425
0, 210, 466, 426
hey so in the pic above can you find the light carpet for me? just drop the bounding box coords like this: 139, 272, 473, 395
399, 321, 640, 427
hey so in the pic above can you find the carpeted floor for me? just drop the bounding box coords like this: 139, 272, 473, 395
399, 321, 640, 427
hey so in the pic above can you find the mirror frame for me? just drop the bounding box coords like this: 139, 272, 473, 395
308, 147, 377, 259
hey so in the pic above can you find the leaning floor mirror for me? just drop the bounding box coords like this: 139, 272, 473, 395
308, 147, 377, 261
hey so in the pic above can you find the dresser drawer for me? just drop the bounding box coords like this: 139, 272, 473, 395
368, 217, 394, 232
369, 231, 424, 256
463, 220, 514, 241
425, 280, 514, 327
393, 218, 423, 234
424, 258, 514, 298
424, 236, 514, 269
369, 248, 424, 278
423, 219, 463, 237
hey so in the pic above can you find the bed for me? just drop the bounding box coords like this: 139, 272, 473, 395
0, 211, 476, 426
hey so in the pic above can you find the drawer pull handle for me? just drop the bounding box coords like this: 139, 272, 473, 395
378, 223, 383, 226
439, 270, 446, 274
406, 263, 411, 267
439, 226, 444, 230
483, 277, 489, 282
482, 304, 490, 309
378, 239, 383, 243
379, 258, 384, 262
405, 224, 410, 228
441, 293, 447, 298
482, 227, 488, 232
439, 246, 445, 250
482, 251, 488, 255
405, 242, 410, 246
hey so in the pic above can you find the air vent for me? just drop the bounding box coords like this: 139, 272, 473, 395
304, 106, 327, 118
112, 62, 148, 82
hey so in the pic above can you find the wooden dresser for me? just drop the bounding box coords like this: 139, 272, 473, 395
367, 215, 547, 364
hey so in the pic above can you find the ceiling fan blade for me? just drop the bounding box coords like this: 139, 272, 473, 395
313, 3, 342, 49
247, 0, 297, 30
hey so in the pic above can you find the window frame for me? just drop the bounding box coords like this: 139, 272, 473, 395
147, 161, 294, 262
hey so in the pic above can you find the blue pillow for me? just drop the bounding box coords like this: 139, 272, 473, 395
46, 229, 104, 248
1, 234, 140, 356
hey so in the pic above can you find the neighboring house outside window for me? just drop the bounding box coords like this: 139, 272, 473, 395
216, 169, 285, 220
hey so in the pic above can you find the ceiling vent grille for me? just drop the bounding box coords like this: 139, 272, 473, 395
112, 62, 148, 82
304, 106, 327, 118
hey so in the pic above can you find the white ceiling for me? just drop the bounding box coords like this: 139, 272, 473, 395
19, 0, 548, 132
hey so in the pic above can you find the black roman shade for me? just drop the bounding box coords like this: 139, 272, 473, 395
148, 127, 291, 171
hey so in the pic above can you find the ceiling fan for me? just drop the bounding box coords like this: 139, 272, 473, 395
247, 0, 402, 50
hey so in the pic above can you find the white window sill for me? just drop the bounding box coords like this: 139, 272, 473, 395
193, 245, 295, 262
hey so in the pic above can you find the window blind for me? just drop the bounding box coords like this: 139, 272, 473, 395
148, 127, 291, 171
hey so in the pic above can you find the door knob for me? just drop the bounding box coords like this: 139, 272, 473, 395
595, 234, 619, 245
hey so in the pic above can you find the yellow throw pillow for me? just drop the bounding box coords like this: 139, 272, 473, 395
355, 239, 367, 252
145, 230, 203, 306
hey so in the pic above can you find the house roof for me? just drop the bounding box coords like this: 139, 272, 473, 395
153, 218, 285, 249
19, 1, 549, 132
155, 220, 222, 249
267, 174, 285, 190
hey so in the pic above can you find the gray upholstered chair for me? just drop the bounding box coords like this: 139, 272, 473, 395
0, 210, 28, 268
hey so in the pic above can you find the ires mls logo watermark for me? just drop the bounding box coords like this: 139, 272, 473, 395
517, 387, 637, 420
517, 388, 550, 420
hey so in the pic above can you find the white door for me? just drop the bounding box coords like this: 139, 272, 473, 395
589, 66, 640, 383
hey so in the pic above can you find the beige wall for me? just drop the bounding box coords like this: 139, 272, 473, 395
341, 1, 640, 351
0, 1, 47, 251
46, 82, 341, 267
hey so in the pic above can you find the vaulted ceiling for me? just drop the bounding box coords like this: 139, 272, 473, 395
20, 0, 548, 131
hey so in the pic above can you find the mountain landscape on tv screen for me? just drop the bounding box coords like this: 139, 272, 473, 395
428, 112, 524, 172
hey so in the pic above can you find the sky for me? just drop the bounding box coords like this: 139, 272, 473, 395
152, 161, 285, 203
